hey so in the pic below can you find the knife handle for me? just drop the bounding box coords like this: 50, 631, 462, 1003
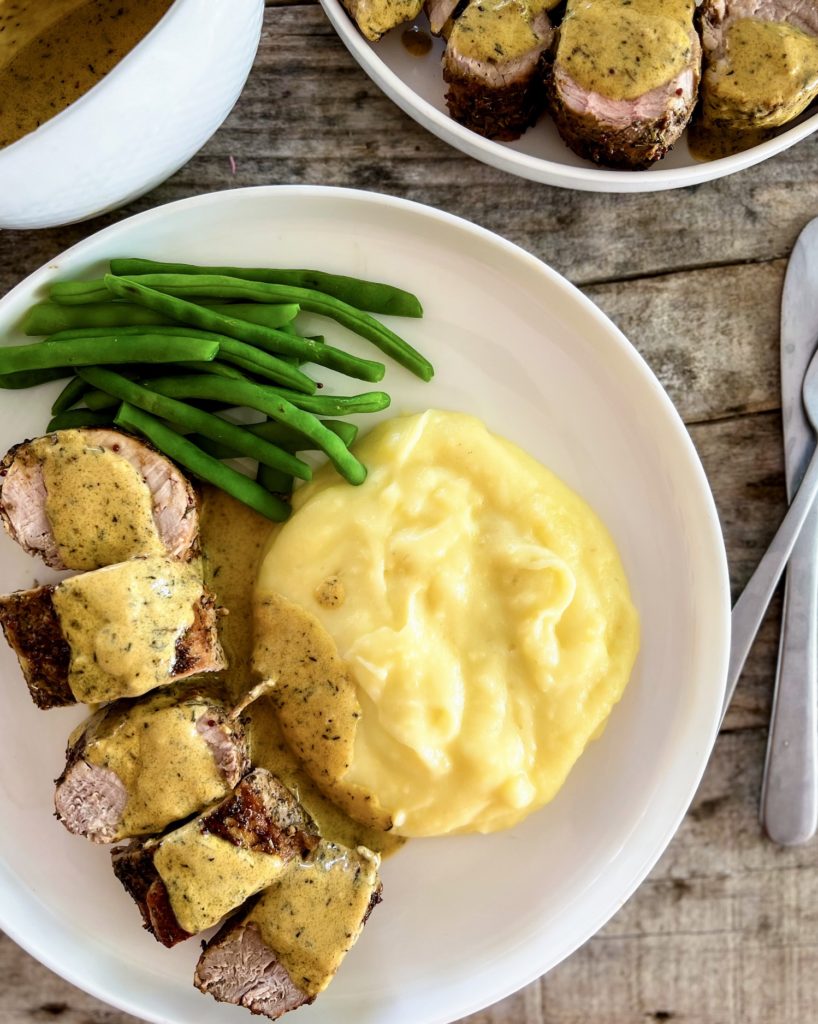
760, 511, 818, 846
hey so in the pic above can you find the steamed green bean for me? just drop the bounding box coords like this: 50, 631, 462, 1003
0, 335, 219, 374
24, 300, 299, 335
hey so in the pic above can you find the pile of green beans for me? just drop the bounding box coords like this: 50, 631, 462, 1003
0, 258, 429, 520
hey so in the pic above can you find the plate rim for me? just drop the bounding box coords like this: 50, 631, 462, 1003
317, 0, 818, 194
0, 184, 732, 1023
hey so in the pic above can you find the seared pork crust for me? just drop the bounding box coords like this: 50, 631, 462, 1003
0, 587, 72, 708
0, 583, 225, 710
112, 771, 318, 948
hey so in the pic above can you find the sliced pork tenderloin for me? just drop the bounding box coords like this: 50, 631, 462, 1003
0, 428, 198, 571
342, 0, 424, 40
194, 841, 382, 1020
698, 0, 818, 138
0, 557, 224, 709
547, 0, 701, 169
112, 769, 318, 947
443, 0, 555, 140
55, 682, 250, 843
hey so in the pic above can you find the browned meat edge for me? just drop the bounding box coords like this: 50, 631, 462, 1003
443, 51, 549, 141
112, 771, 318, 948
0, 584, 225, 710
546, 71, 696, 168
0, 587, 72, 709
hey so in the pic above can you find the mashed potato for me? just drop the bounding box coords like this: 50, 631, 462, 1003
254, 410, 639, 837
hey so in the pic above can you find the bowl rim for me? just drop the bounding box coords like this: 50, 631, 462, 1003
0, 184, 733, 1023
0, 0, 192, 163
318, 0, 818, 193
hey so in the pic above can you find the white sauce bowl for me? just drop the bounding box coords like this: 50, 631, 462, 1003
0, 0, 264, 229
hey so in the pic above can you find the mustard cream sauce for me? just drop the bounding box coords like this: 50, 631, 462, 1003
35, 432, 164, 570
0, 0, 173, 150
199, 486, 404, 857
153, 826, 286, 936
449, 0, 554, 64
558, 0, 695, 101
52, 555, 202, 704
249, 842, 381, 998
81, 686, 232, 837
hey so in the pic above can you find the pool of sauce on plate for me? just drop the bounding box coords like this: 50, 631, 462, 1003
199, 486, 404, 858
401, 25, 432, 56
0, 0, 174, 150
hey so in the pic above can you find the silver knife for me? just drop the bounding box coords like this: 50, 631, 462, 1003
760, 216, 818, 845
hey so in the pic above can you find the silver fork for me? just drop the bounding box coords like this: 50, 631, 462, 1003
726, 347, 818, 730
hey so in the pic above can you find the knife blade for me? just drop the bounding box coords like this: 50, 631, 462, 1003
760, 216, 818, 845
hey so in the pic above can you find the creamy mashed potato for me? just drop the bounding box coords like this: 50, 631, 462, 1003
255, 410, 639, 837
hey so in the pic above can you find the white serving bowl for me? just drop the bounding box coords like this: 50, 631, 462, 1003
0, 0, 263, 229
319, 0, 818, 193
0, 187, 730, 1023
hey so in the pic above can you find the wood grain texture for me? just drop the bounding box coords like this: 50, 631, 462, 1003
0, 2, 813, 1022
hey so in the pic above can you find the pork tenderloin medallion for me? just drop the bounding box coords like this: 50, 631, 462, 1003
194, 841, 382, 1020
443, 0, 556, 140
547, 0, 701, 170
696, 0, 818, 151
55, 682, 250, 843
0, 555, 224, 709
0, 428, 198, 571
112, 769, 318, 947
342, 0, 424, 41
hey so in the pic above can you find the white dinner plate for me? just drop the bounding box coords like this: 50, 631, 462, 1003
318, 0, 818, 193
0, 186, 730, 1023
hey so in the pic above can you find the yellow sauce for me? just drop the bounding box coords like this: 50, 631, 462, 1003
0, 0, 173, 150
694, 16, 818, 160
558, 0, 694, 101
256, 411, 640, 838
153, 827, 286, 936
35, 432, 164, 570
343, 0, 424, 43
250, 842, 381, 998
199, 486, 403, 857
81, 686, 232, 838
52, 555, 202, 704
449, 0, 553, 64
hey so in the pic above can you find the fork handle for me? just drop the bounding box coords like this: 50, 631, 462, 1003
726, 444, 818, 720
760, 525, 818, 845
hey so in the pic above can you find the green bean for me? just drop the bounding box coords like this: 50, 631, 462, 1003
49, 280, 110, 304
189, 417, 359, 458
103, 276, 387, 383
45, 325, 315, 394
143, 375, 367, 485
0, 335, 219, 374
257, 463, 293, 498
84, 390, 123, 410
25, 301, 300, 336
114, 403, 290, 522
110, 258, 424, 318
51, 376, 88, 414
115, 273, 432, 381
0, 367, 71, 389
47, 409, 115, 432
176, 361, 249, 381
265, 388, 391, 415
77, 368, 311, 481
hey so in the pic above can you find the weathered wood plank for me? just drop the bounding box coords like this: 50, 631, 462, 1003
2, 6, 818, 292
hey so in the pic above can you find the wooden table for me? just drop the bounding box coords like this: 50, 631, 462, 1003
2, 3, 817, 1022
